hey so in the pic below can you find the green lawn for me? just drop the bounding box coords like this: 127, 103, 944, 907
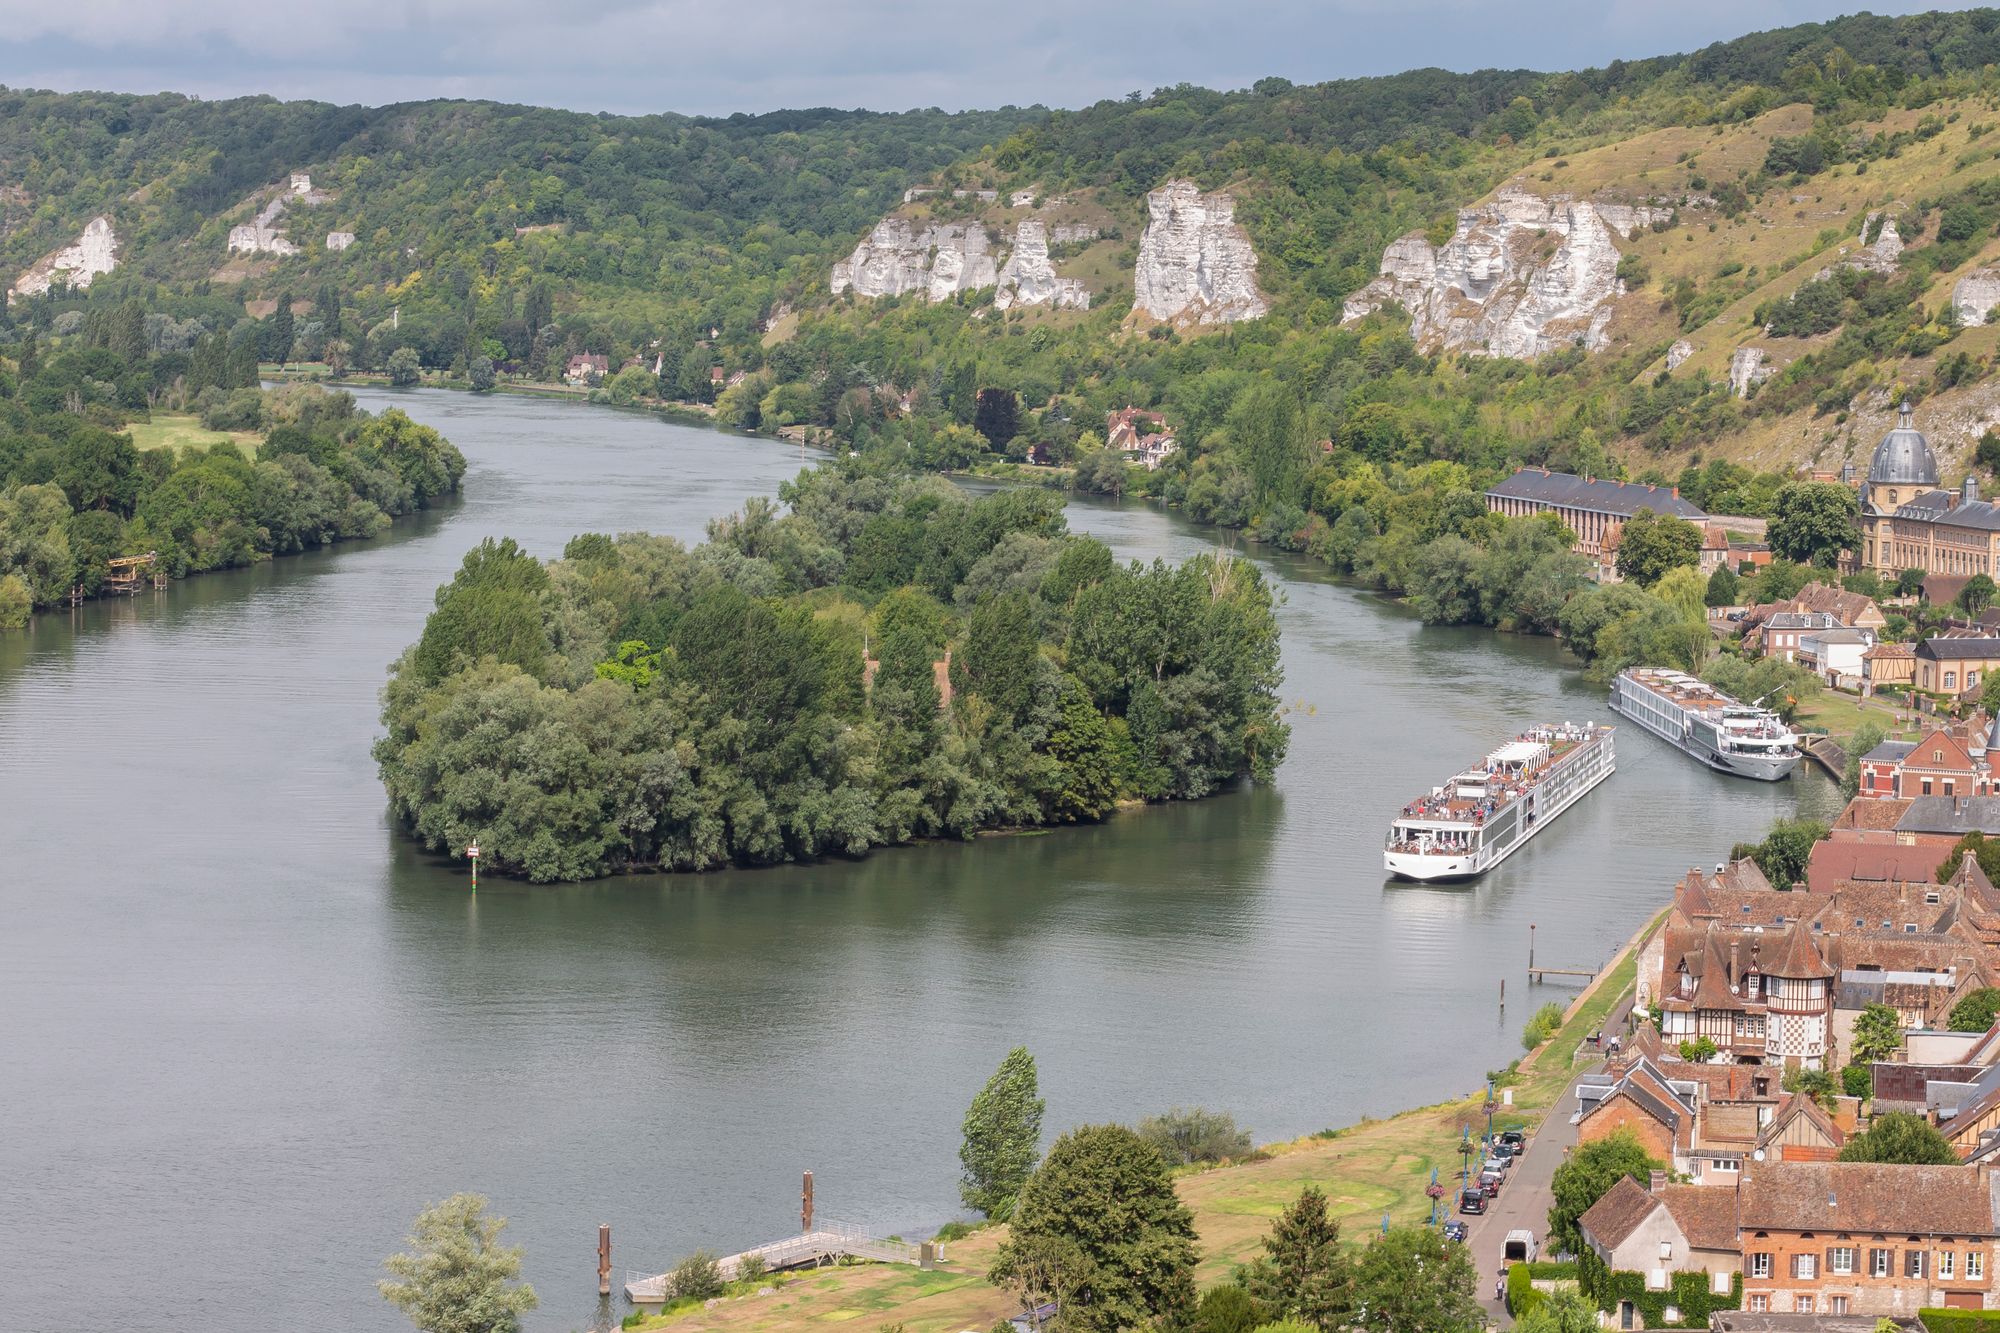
1792, 690, 1917, 747
126, 414, 260, 457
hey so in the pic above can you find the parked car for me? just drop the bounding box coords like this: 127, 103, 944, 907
1503, 1229, 1538, 1263
1499, 1129, 1525, 1150
1483, 1156, 1510, 1175
1443, 1220, 1469, 1242
1458, 1188, 1486, 1215
1478, 1168, 1505, 1197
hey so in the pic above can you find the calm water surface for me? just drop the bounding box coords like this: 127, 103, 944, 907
0, 389, 1836, 1332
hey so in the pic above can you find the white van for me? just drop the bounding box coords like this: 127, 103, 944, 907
1503, 1229, 1537, 1263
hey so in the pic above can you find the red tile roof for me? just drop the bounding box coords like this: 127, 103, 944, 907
1580, 1176, 1658, 1250
1659, 1183, 1741, 1252
1738, 1161, 1998, 1235
1805, 839, 1953, 893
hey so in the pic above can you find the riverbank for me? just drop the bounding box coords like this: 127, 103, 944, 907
628, 910, 1660, 1333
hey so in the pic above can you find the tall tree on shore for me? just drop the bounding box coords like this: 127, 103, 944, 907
960, 1046, 1045, 1218
1242, 1186, 1352, 1330
379, 1193, 538, 1333
1547, 1130, 1660, 1257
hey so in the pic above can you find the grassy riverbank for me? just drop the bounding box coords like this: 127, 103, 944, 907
126, 413, 261, 457
628, 917, 1655, 1333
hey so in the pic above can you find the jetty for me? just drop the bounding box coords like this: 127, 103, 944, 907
625, 1220, 927, 1305
1801, 734, 1848, 781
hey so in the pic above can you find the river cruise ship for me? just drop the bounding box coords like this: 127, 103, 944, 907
1383, 722, 1616, 882
1609, 667, 1800, 782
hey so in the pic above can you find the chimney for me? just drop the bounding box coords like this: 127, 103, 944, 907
1672, 486, 1680, 498
1649, 1169, 1667, 1193
1967, 476, 1981, 506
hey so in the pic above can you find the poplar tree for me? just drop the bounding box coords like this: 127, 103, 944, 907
959, 1046, 1044, 1218
379, 1193, 538, 1333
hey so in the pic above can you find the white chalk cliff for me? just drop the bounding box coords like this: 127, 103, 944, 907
994, 219, 1090, 311
1341, 188, 1630, 359
1729, 346, 1771, 398
1131, 180, 1267, 324
229, 196, 300, 256
1845, 213, 1904, 274
9, 216, 118, 301
1955, 267, 2000, 326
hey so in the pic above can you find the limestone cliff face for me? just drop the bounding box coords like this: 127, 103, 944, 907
1131, 180, 1267, 324
1955, 268, 2000, 326
1730, 346, 1772, 398
9, 216, 117, 301
994, 219, 1089, 311
830, 213, 1095, 309
1341, 188, 1630, 359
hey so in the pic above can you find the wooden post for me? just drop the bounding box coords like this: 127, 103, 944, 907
802, 1171, 814, 1233
1529, 923, 1536, 979
1499, 977, 1505, 1009
599, 1224, 612, 1297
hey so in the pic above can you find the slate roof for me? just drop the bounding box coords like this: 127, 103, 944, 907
1765, 612, 1839, 632
1737, 1160, 1999, 1234
1894, 495, 2000, 530
1486, 469, 1707, 520
1898, 796, 2000, 836
1869, 401, 1941, 486
1919, 636, 2000, 660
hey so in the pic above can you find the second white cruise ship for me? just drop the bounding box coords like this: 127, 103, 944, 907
1609, 667, 1800, 781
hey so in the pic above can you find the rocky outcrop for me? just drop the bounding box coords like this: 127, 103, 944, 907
326, 231, 356, 251
229, 195, 299, 256
1847, 212, 1904, 274
1596, 203, 1675, 237
1341, 188, 1627, 358
994, 219, 1089, 311
1666, 339, 1695, 371
1132, 180, 1267, 324
1955, 268, 2000, 326
8, 215, 117, 301
1730, 346, 1771, 398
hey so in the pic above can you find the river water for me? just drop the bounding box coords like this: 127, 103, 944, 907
0, 388, 1836, 1332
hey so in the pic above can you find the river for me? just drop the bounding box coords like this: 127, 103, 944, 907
0, 388, 1836, 1332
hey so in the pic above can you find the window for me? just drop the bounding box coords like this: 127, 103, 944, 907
1713, 1272, 1733, 1295
1833, 1297, 1850, 1315
1715, 1157, 1742, 1173
1871, 1248, 1892, 1277
1831, 1247, 1856, 1275
1971, 1251, 1986, 1280
1941, 1250, 1956, 1279
1925, 778, 1936, 795
1907, 1250, 1928, 1279
1749, 1297, 1769, 1314
1798, 1296, 1817, 1315
1794, 1254, 1818, 1280
1752, 1253, 1773, 1279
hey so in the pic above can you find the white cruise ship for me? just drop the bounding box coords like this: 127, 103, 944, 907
1609, 668, 1800, 781
1383, 722, 1616, 882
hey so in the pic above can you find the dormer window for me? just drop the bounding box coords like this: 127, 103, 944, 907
1928, 890, 1942, 904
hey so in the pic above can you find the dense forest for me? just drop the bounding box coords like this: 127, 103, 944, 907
374, 473, 1287, 880
0, 304, 464, 626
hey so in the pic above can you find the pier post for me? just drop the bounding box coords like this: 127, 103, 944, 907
1528, 923, 1535, 979
802, 1171, 814, 1233
1499, 977, 1504, 1009
599, 1224, 611, 1297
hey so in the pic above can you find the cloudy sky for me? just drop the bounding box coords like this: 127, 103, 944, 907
0, 0, 1979, 117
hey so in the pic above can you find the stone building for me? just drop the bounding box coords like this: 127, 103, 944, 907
1860, 403, 2000, 575
1485, 469, 1707, 565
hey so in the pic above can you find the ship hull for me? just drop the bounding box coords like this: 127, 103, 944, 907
1609, 676, 1799, 782
1383, 730, 1615, 883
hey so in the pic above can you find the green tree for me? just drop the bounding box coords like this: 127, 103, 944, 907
1848, 1002, 1902, 1066
960, 1047, 1045, 1219
1001, 1124, 1197, 1333
1841, 1064, 1872, 1098
1950, 987, 2000, 1032
1836, 1111, 1958, 1164
1963, 573, 1999, 616
1515, 1288, 1599, 1333
1705, 564, 1741, 608
1784, 1066, 1837, 1106
989, 1232, 1095, 1333
1896, 568, 1927, 598
1768, 482, 1858, 567
670, 1251, 724, 1301
1729, 818, 1827, 889
1614, 509, 1701, 587
1136, 1108, 1252, 1166
468, 355, 496, 392
411, 537, 552, 685
1843, 722, 1884, 797
387, 347, 424, 386
1351, 1226, 1479, 1333
1240, 1186, 1351, 1332
1191, 1285, 1269, 1333
1547, 1129, 1660, 1257
1937, 830, 2000, 883
379, 1193, 538, 1333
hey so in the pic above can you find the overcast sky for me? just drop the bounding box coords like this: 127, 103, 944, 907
0, 0, 1980, 118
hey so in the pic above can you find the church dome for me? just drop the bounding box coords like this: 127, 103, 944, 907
1868, 401, 1940, 487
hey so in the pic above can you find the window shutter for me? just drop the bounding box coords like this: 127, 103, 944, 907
1826, 1247, 1835, 1274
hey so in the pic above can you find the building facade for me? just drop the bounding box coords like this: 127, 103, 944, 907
1860, 403, 2000, 575
1485, 469, 1708, 562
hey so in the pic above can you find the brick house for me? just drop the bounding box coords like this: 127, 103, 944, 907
564, 353, 608, 385
1738, 1161, 2000, 1314
1858, 719, 1999, 800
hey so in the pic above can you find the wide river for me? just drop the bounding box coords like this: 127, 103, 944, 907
0, 388, 1836, 1332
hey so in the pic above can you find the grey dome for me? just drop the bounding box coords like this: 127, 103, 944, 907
1869, 401, 1940, 486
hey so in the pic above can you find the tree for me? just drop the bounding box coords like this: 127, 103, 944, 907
1729, 818, 1827, 889
387, 347, 424, 386
989, 1232, 1095, 1333
1241, 1186, 1351, 1331
1842, 722, 1883, 798
1351, 1226, 1479, 1333
960, 1047, 1045, 1219
1768, 482, 1858, 567
670, 1250, 724, 1301
1614, 509, 1701, 586
1836, 1111, 1958, 1164
1841, 1064, 1872, 1098
1136, 1108, 1252, 1166
1001, 1124, 1197, 1333
1515, 1288, 1599, 1333
1963, 573, 1999, 616
1953, 988, 2000, 1032
1937, 830, 2000, 884
1547, 1129, 1660, 1257
1896, 568, 1926, 598
379, 1193, 538, 1333
1705, 564, 1741, 608
468, 355, 496, 392
1848, 1002, 1902, 1066
265, 292, 296, 364
1191, 1285, 1269, 1333
1783, 1066, 1837, 1106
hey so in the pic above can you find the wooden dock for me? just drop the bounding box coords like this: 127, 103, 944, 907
625, 1221, 927, 1305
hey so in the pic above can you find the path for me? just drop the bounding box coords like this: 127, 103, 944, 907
1469, 990, 1634, 1326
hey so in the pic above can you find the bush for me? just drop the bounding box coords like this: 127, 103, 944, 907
737, 1254, 767, 1284
1841, 1064, 1871, 1098
1508, 1264, 1545, 1317
0, 573, 29, 630
1522, 1002, 1565, 1050
670, 1250, 725, 1302
934, 1221, 976, 1243
1136, 1108, 1254, 1166
199, 386, 265, 431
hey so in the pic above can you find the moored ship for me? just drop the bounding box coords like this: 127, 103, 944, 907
1384, 722, 1616, 882
1609, 668, 1800, 781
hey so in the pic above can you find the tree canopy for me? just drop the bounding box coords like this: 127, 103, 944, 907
960, 1047, 1045, 1220
379, 1194, 537, 1333
1836, 1110, 1958, 1164
1547, 1129, 1661, 1257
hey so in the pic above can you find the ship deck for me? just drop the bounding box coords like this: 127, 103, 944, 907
1394, 730, 1598, 827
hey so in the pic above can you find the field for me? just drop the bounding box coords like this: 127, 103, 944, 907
125, 414, 260, 457
628, 917, 1655, 1333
